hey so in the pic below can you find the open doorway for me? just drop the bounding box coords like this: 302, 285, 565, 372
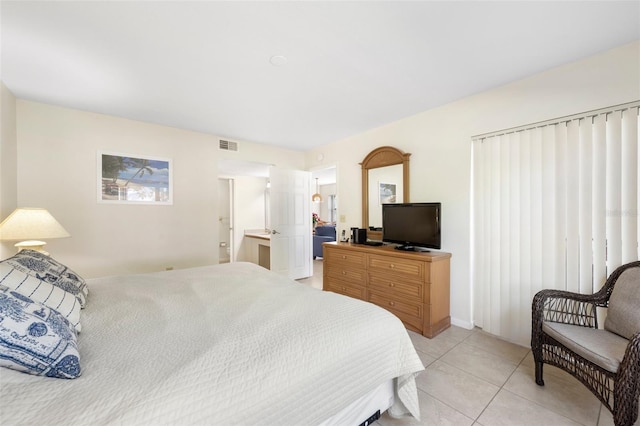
311, 166, 337, 224
218, 159, 312, 279
311, 166, 337, 262
218, 178, 233, 264
218, 159, 270, 265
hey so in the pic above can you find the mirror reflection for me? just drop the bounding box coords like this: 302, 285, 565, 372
361, 146, 410, 239
367, 164, 404, 227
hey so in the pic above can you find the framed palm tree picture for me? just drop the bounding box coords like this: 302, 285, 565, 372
379, 182, 397, 204
98, 152, 173, 204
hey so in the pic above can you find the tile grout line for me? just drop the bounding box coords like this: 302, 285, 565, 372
471, 349, 530, 424
425, 332, 558, 425
499, 349, 592, 426
414, 329, 495, 423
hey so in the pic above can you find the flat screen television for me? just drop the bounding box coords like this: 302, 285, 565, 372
382, 202, 441, 251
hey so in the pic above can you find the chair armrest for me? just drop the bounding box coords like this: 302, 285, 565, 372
532, 289, 603, 329
616, 332, 640, 425
620, 331, 640, 375
531, 289, 601, 353
313, 236, 334, 243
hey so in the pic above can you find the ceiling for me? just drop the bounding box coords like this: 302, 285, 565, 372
2, 1, 639, 151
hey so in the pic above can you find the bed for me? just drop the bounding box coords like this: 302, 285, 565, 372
0, 259, 424, 425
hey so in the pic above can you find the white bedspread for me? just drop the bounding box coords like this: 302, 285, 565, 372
0, 262, 424, 425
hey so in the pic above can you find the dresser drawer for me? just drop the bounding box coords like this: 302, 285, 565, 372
368, 255, 429, 281
368, 290, 423, 332
325, 247, 367, 268
324, 277, 367, 300
368, 273, 428, 303
325, 264, 367, 286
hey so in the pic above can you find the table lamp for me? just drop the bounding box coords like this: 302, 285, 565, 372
0, 208, 70, 255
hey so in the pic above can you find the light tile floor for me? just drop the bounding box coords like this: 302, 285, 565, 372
297, 259, 638, 426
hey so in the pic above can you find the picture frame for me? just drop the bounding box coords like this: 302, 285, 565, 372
379, 182, 397, 204
98, 151, 173, 205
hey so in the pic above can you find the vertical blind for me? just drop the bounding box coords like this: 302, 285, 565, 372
471, 101, 640, 346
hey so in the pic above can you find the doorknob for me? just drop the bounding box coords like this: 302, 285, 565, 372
271, 229, 281, 234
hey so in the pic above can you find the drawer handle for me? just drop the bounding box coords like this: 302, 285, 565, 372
389, 264, 395, 269
342, 271, 347, 275
388, 282, 395, 287
389, 301, 395, 307
342, 287, 346, 291
342, 255, 347, 259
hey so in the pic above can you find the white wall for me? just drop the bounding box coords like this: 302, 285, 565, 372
15, 101, 305, 278
306, 41, 640, 330
0, 82, 17, 260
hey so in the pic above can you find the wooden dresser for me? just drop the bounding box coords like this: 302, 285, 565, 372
322, 242, 451, 338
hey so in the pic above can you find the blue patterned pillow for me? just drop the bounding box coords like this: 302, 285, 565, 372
1, 250, 88, 308
0, 262, 82, 332
0, 285, 81, 379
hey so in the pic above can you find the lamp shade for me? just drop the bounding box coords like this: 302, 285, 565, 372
0, 208, 70, 241
312, 178, 323, 203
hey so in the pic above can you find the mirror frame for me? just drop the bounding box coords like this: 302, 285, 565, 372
361, 146, 411, 239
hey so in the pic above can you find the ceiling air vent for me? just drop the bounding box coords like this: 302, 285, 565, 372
219, 140, 239, 152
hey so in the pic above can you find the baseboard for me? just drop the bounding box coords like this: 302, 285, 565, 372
450, 317, 474, 330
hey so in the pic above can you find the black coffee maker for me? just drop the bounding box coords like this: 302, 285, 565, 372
350, 227, 367, 244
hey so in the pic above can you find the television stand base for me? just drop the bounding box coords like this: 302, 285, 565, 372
394, 245, 431, 252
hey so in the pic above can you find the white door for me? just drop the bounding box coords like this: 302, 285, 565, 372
269, 167, 312, 279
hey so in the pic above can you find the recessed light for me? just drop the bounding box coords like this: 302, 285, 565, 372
269, 55, 288, 66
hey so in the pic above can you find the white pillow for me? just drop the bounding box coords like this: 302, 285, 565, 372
0, 285, 81, 379
0, 262, 82, 332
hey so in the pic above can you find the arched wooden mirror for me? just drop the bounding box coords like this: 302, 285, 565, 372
361, 146, 411, 241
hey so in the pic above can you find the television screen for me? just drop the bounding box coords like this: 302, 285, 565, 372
382, 203, 441, 251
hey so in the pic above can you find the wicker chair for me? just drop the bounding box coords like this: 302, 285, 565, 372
531, 261, 640, 426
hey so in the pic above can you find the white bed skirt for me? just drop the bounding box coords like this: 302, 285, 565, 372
319, 379, 394, 426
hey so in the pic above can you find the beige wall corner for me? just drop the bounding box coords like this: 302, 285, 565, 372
0, 82, 18, 260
